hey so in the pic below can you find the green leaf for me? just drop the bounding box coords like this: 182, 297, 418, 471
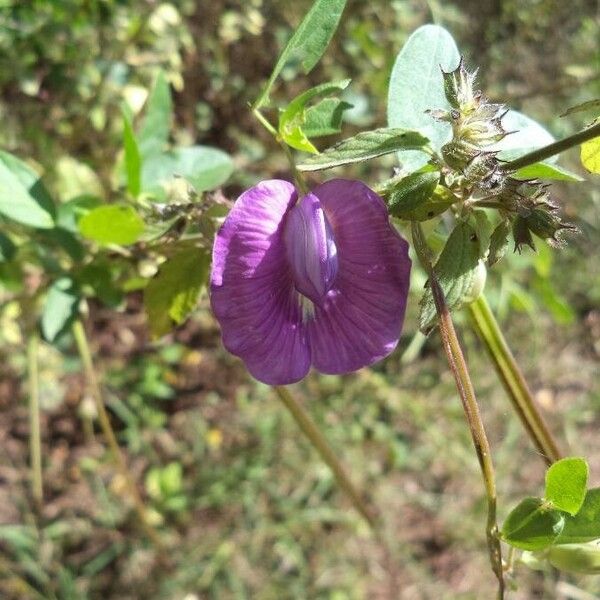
384, 171, 440, 219
501, 497, 565, 551
581, 135, 600, 174
123, 110, 141, 197
41, 277, 80, 343
78, 261, 123, 308
141, 146, 234, 196
487, 220, 511, 267
254, 0, 347, 108
419, 221, 483, 334
297, 128, 429, 171
547, 542, 600, 574
514, 162, 583, 182
143, 247, 210, 338
560, 98, 600, 117
545, 457, 589, 515
0, 232, 16, 262
0, 155, 54, 229
56, 195, 102, 233
279, 79, 351, 152
533, 277, 575, 325
303, 98, 353, 137
387, 25, 460, 172
0, 150, 56, 218
493, 110, 556, 162
138, 71, 173, 158
557, 489, 600, 544
79, 204, 145, 246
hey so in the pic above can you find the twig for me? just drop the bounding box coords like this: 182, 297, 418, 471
72, 319, 163, 550
273, 385, 378, 529
411, 222, 505, 599
468, 295, 562, 464
27, 333, 43, 508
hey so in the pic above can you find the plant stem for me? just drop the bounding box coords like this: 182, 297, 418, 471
72, 319, 163, 549
273, 385, 378, 529
411, 222, 504, 599
468, 295, 562, 465
27, 333, 43, 508
252, 107, 309, 194
503, 121, 600, 171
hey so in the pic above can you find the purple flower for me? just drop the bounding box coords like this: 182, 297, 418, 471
210, 179, 411, 385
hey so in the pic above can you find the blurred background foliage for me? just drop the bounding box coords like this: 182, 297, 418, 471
0, 0, 599, 598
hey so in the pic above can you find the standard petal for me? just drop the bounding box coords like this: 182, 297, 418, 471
307, 179, 411, 374
210, 180, 311, 385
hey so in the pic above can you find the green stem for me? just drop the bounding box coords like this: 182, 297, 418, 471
252, 107, 309, 194
72, 319, 163, 549
503, 121, 600, 171
411, 223, 504, 599
27, 333, 43, 507
468, 295, 562, 465
273, 386, 378, 529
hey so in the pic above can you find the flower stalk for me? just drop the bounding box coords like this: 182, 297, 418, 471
411, 222, 505, 599
468, 294, 562, 464
273, 385, 378, 528
72, 319, 163, 549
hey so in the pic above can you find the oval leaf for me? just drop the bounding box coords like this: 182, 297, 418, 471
419, 221, 483, 334
545, 457, 589, 516
141, 146, 234, 195
501, 497, 565, 551
0, 155, 54, 229
557, 488, 600, 544
384, 171, 440, 219
297, 128, 429, 171
255, 0, 347, 108
514, 162, 583, 182
41, 278, 80, 343
387, 25, 460, 172
144, 247, 210, 339
581, 135, 600, 174
79, 204, 145, 246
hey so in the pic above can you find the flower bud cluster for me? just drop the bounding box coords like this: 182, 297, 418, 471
433, 59, 575, 252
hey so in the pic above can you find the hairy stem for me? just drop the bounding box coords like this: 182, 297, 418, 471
468, 295, 562, 464
503, 121, 600, 171
273, 385, 378, 528
72, 320, 163, 549
411, 223, 504, 599
27, 333, 43, 507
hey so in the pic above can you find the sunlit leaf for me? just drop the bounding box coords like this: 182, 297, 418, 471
123, 110, 141, 197
141, 146, 234, 196
581, 135, 600, 174
545, 457, 588, 516
279, 80, 351, 152
493, 110, 555, 162
303, 98, 353, 137
297, 128, 428, 171
255, 0, 347, 108
79, 204, 145, 246
514, 162, 583, 182
387, 25, 460, 172
138, 71, 173, 158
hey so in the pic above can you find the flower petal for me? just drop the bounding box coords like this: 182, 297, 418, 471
211, 180, 310, 384
307, 179, 411, 374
